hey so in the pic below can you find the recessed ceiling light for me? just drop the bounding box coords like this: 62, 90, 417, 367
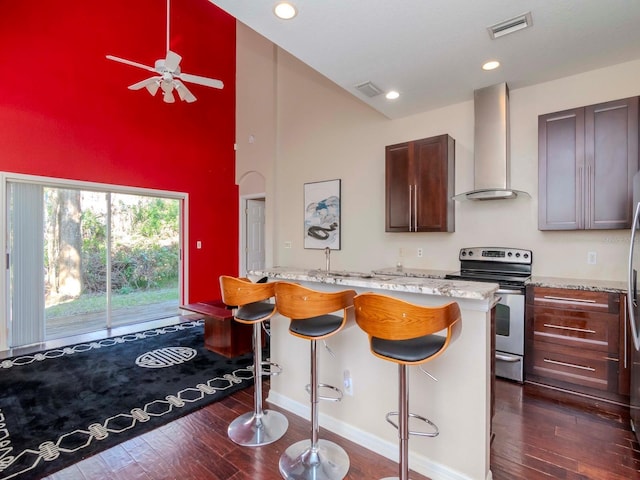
386, 91, 400, 100
274, 2, 297, 20
482, 60, 500, 71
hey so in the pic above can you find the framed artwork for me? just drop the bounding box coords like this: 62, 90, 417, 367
304, 179, 341, 250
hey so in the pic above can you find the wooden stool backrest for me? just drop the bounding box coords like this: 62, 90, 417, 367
219, 275, 276, 307
354, 292, 460, 342
274, 282, 355, 320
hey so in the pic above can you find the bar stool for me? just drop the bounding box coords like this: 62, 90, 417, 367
219, 275, 289, 446
274, 281, 356, 480
353, 293, 461, 480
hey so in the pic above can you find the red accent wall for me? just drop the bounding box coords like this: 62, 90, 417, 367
0, 0, 237, 301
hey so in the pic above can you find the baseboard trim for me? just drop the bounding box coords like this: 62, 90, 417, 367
267, 391, 485, 480
524, 380, 630, 409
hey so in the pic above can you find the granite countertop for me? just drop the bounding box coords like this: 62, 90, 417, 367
528, 276, 627, 294
371, 266, 451, 279
373, 266, 629, 294
253, 266, 627, 298
250, 266, 498, 301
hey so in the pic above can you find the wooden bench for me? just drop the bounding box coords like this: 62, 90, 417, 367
180, 300, 253, 358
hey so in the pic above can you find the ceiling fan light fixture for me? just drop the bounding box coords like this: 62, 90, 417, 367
274, 2, 297, 20
106, 0, 223, 104
145, 81, 160, 96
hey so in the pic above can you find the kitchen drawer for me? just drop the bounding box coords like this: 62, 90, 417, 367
529, 287, 619, 314
532, 306, 618, 352
529, 340, 614, 392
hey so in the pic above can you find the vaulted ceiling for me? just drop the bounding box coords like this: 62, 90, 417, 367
210, 0, 640, 119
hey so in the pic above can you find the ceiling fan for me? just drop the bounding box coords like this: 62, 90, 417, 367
106, 0, 223, 103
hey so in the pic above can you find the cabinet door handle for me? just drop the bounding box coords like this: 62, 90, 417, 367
413, 184, 418, 232
543, 323, 596, 334
408, 185, 413, 232
623, 295, 628, 369
543, 358, 595, 372
585, 164, 591, 229
541, 295, 597, 304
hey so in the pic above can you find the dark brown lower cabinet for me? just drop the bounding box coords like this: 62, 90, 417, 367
525, 286, 629, 405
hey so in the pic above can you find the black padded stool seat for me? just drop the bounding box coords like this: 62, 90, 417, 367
353, 292, 461, 480
371, 335, 447, 363
219, 275, 288, 447
237, 301, 277, 322
289, 314, 343, 338
274, 281, 356, 480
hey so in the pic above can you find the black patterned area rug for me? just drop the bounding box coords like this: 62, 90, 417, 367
0, 320, 255, 480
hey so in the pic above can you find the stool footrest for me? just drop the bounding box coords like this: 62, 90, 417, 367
385, 411, 439, 437
259, 360, 283, 377
305, 383, 343, 402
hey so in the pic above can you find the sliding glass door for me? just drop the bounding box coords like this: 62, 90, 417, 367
7, 179, 183, 347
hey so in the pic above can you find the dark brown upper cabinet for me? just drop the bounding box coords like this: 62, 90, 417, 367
538, 96, 639, 230
385, 134, 455, 232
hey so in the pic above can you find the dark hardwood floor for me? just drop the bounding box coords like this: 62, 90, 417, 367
491, 381, 640, 480
42, 381, 640, 480
19, 318, 640, 480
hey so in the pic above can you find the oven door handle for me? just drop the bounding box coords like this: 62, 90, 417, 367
496, 288, 523, 295
495, 352, 521, 362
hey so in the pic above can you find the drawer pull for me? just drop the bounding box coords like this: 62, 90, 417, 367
543, 358, 595, 372
543, 323, 596, 334
542, 295, 597, 304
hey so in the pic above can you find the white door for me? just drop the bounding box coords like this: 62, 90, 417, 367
246, 198, 265, 273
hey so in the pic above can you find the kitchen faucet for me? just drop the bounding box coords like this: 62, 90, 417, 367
325, 246, 330, 273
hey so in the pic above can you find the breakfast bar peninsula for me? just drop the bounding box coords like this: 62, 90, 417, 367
250, 267, 498, 480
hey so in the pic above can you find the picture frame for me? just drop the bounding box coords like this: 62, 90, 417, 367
303, 179, 341, 250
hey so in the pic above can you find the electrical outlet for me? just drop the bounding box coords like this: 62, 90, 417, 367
343, 370, 353, 396
417, 248, 423, 258
587, 251, 597, 265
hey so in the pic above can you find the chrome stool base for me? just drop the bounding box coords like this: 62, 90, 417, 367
279, 438, 350, 480
228, 409, 289, 447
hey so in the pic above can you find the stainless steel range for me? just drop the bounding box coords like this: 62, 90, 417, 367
445, 247, 532, 383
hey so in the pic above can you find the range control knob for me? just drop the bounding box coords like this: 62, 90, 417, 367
507, 252, 513, 257
515, 253, 521, 258
461, 251, 467, 256
524, 253, 529, 259
468, 251, 474, 256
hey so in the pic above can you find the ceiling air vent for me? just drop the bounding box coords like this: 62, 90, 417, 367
355, 81, 383, 98
488, 12, 533, 39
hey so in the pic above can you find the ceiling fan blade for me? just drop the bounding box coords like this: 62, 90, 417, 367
106, 55, 156, 73
178, 72, 224, 89
174, 80, 197, 103
164, 50, 182, 72
128, 77, 162, 91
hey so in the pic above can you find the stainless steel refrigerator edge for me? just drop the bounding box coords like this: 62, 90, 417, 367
627, 171, 640, 441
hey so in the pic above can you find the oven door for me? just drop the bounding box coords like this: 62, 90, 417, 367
494, 289, 525, 382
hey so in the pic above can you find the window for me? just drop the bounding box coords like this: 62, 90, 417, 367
2, 174, 186, 348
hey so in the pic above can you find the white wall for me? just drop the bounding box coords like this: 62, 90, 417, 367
236, 23, 640, 282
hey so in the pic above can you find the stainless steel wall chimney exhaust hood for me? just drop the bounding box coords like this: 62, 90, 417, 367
453, 83, 530, 201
